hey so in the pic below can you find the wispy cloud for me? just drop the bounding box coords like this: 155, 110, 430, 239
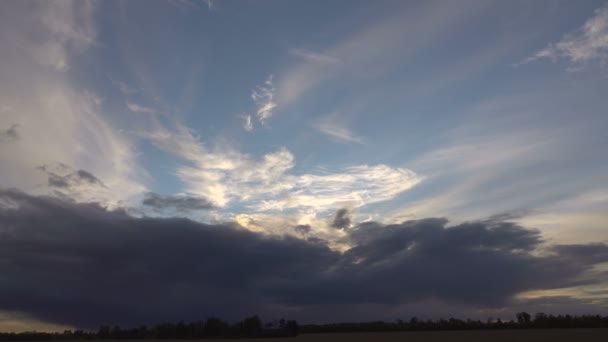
242, 114, 253, 132
108, 76, 137, 95
202, 0, 214, 10
519, 5, 608, 67
168, 0, 213, 11
277, 1, 489, 106
126, 101, 155, 114
315, 113, 365, 144
251, 75, 276, 124
289, 48, 339, 64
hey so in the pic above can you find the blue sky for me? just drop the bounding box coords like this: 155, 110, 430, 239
55, 0, 608, 242
1, 0, 608, 331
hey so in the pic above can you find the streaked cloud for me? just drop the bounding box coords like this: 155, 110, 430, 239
126, 101, 155, 114
315, 113, 365, 144
289, 48, 339, 64
202, 0, 214, 10
242, 114, 253, 132
251, 75, 276, 124
108, 76, 137, 95
277, 1, 489, 106
520, 5, 608, 67
167, 0, 212, 11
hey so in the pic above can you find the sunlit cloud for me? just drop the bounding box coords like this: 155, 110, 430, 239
519, 5, 608, 67
143, 122, 420, 213
251, 75, 276, 124
0, 0, 146, 206
242, 114, 253, 132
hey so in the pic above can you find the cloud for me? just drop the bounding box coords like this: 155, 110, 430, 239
36, 163, 114, 204
251, 75, 276, 124
144, 123, 420, 213
202, 0, 214, 10
520, 5, 608, 67
294, 224, 311, 235
126, 101, 155, 114
107, 76, 137, 95
0, 0, 146, 205
242, 114, 253, 132
331, 208, 351, 230
39, 163, 105, 189
2, 189, 608, 327
168, 0, 214, 11
289, 48, 339, 64
142, 192, 215, 212
0, 124, 19, 142
315, 113, 365, 144
276, 1, 489, 106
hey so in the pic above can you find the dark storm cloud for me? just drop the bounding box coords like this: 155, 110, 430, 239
331, 208, 350, 230
1, 189, 608, 328
550, 243, 608, 264
39, 163, 105, 189
142, 192, 216, 212
294, 224, 311, 235
0, 124, 19, 142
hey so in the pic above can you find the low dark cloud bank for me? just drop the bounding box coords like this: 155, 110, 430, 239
1, 189, 607, 328
142, 192, 216, 212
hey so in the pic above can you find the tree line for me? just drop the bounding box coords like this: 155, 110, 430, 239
301, 312, 608, 333
0, 316, 299, 340
4, 312, 608, 340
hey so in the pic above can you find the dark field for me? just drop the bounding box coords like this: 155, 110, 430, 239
208, 329, 608, 342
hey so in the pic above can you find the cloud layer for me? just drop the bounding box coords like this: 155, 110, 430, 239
1, 190, 607, 328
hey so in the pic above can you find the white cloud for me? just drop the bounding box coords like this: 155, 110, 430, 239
242, 114, 253, 132
21, 0, 96, 71
0, 0, 146, 206
143, 122, 420, 213
520, 6, 608, 67
252, 164, 421, 212
126, 101, 155, 114
315, 113, 365, 144
251, 75, 276, 124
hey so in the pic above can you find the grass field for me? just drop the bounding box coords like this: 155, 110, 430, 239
205, 329, 608, 342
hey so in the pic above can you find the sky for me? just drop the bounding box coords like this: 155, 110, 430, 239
1, 0, 608, 332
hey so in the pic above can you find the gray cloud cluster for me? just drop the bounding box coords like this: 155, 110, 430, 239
294, 224, 311, 235
0, 124, 19, 142
331, 208, 351, 230
1, 189, 607, 328
142, 192, 216, 212
39, 164, 105, 189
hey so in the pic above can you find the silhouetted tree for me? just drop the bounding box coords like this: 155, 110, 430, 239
516, 311, 532, 325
